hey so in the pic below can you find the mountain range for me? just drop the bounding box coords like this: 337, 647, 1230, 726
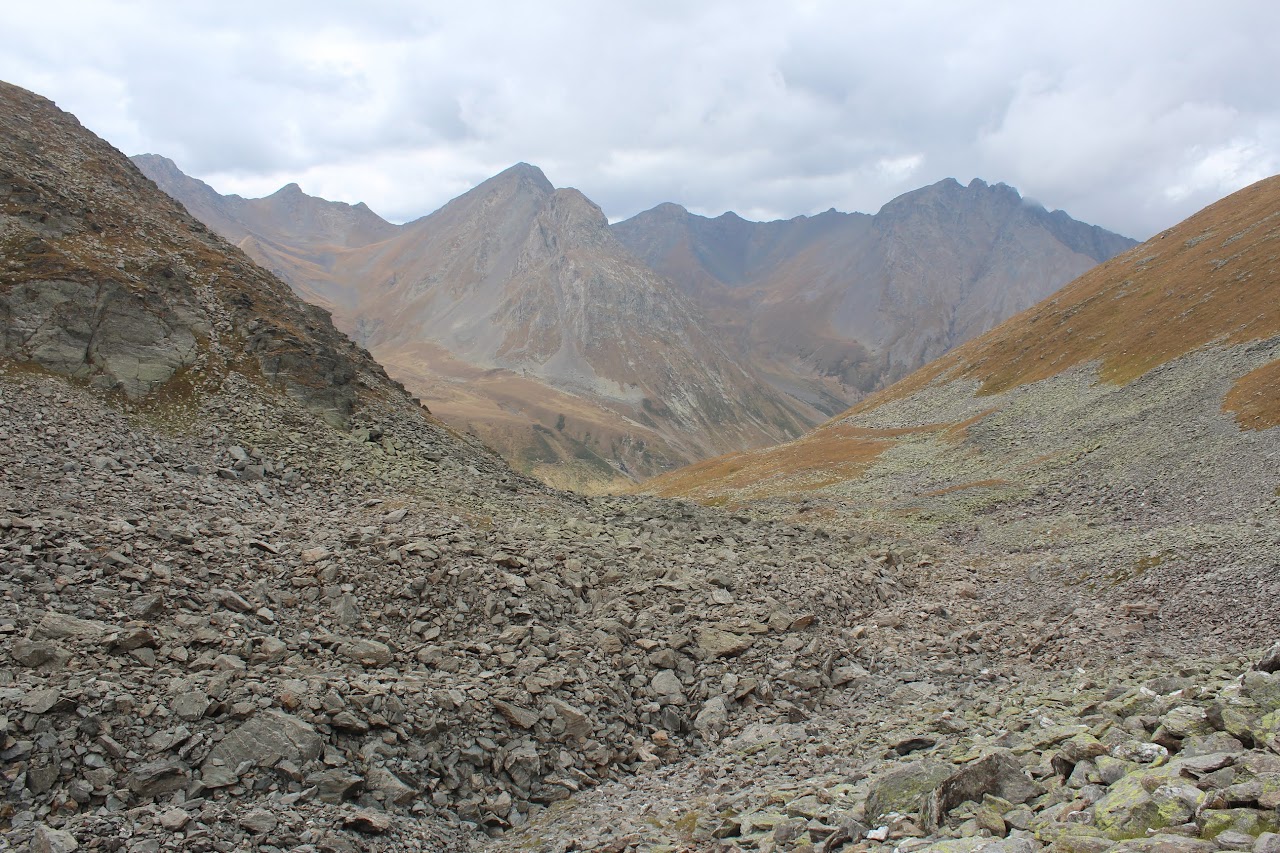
133, 154, 1135, 491
613, 178, 1134, 404
4, 78, 1280, 853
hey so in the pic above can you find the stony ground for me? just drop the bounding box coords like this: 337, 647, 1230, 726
0, 366, 920, 850
3, 363, 1276, 853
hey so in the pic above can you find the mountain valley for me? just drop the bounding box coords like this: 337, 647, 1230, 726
133, 156, 1134, 493
1, 78, 1278, 853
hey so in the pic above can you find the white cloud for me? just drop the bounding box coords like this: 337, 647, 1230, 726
1164, 138, 1280, 203
876, 155, 925, 182
0, 0, 1276, 237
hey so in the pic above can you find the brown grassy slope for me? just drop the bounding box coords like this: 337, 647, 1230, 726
642, 424, 917, 500
644, 176, 1280, 499
1225, 358, 1280, 429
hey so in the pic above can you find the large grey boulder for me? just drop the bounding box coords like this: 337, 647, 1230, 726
200, 710, 323, 788
30, 824, 79, 853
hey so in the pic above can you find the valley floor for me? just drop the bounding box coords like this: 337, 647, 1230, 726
1, 366, 1276, 853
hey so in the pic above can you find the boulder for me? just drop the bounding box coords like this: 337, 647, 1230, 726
9, 638, 71, 668
1242, 671, 1280, 713
1255, 642, 1280, 674
924, 750, 1044, 829
337, 638, 392, 667
697, 628, 754, 658
547, 698, 592, 740
126, 759, 190, 798
307, 768, 364, 804
200, 710, 323, 787
652, 670, 684, 702
367, 766, 417, 805
30, 825, 79, 853
866, 760, 953, 822
694, 696, 730, 734
32, 611, 108, 641
1092, 769, 1203, 840
491, 698, 540, 729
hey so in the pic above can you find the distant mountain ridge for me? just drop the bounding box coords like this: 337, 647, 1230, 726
613, 177, 1136, 408
134, 156, 812, 490
133, 155, 1135, 490
131, 154, 397, 250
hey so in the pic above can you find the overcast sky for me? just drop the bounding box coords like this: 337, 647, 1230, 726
3, 1, 1277, 238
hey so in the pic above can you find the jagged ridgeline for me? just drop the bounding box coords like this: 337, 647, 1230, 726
132, 151, 1135, 494
131, 156, 816, 493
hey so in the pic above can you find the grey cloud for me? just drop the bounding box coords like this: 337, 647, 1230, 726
0, 0, 1276, 237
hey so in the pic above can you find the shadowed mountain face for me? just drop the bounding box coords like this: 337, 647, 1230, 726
613, 179, 1136, 411
134, 156, 1133, 492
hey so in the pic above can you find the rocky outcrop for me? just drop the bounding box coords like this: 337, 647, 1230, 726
0, 81, 404, 425
1, 278, 203, 396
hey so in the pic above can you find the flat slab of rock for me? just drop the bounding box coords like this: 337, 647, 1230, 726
31, 824, 79, 853
337, 638, 392, 667
21, 687, 65, 714
307, 768, 364, 804
10, 638, 72, 668
33, 611, 109, 640
200, 710, 323, 787
697, 627, 754, 658
548, 698, 592, 740
343, 809, 391, 834
127, 759, 190, 798
492, 698, 540, 729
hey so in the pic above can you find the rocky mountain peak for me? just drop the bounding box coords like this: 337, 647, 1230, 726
130, 152, 185, 180
648, 201, 690, 219
486, 161, 555, 195
538, 187, 610, 238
